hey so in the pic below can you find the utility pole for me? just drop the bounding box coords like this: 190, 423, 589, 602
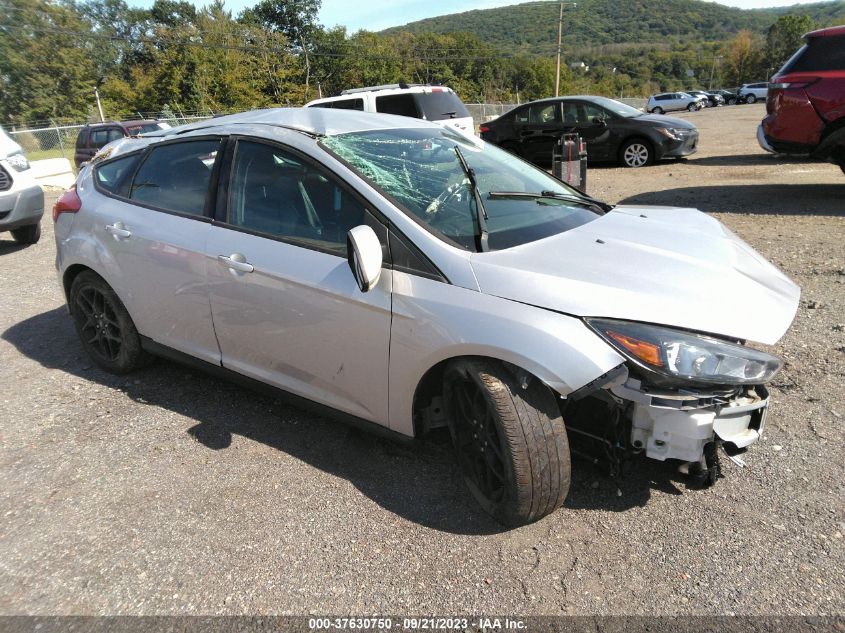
94, 87, 105, 122
553, 2, 577, 97
708, 56, 722, 90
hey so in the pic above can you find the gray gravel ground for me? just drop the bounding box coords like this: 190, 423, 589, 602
0, 104, 843, 616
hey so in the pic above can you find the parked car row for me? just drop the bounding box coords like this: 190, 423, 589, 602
647, 84, 769, 114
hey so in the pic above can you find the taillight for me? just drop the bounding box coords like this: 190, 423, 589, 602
52, 185, 81, 222
769, 77, 819, 90
479, 124, 490, 134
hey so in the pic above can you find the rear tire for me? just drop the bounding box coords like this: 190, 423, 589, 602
10, 223, 41, 244
746, 94, 757, 104
727, 98, 737, 105
443, 358, 571, 527
69, 271, 150, 374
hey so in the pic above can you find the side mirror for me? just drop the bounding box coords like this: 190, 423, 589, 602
347, 225, 383, 292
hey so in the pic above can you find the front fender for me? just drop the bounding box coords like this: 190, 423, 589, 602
388, 271, 625, 436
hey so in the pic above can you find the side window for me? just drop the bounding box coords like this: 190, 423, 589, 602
582, 104, 608, 123
513, 106, 530, 124
95, 153, 142, 197
227, 140, 367, 254
129, 139, 220, 216
375, 94, 420, 118
332, 98, 364, 111
106, 128, 124, 142
528, 103, 561, 124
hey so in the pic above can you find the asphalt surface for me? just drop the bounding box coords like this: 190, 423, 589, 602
1, 104, 843, 616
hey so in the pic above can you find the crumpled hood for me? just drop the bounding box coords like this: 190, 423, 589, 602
470, 206, 800, 345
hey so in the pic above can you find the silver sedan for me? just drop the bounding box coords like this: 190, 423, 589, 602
53, 108, 799, 526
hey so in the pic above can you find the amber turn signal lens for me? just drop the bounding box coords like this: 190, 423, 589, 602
607, 331, 664, 367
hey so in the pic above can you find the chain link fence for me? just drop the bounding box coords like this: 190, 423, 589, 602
5, 116, 215, 162
465, 103, 518, 124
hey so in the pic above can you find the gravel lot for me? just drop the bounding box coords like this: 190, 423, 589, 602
1, 104, 843, 616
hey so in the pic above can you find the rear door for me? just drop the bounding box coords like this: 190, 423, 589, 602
205, 137, 392, 425
90, 137, 223, 363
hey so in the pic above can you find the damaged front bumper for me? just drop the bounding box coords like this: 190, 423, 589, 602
611, 377, 768, 463
563, 369, 771, 485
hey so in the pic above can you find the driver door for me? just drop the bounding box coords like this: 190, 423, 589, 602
205, 138, 393, 425
561, 101, 613, 161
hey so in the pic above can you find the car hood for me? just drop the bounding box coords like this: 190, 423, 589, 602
470, 206, 800, 345
635, 113, 696, 129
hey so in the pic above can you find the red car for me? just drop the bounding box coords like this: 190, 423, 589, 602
758, 25, 845, 175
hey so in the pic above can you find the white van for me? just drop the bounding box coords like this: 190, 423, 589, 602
306, 84, 475, 136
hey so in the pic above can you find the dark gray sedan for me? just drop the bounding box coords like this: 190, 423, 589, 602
480, 96, 699, 168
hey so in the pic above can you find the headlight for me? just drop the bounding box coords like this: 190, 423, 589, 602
656, 128, 685, 141
6, 151, 30, 171
586, 318, 782, 386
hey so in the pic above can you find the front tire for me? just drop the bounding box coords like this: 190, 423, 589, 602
620, 139, 653, 168
444, 359, 571, 527
687, 102, 698, 112
69, 271, 150, 374
651, 107, 664, 115
746, 94, 757, 104
11, 223, 41, 244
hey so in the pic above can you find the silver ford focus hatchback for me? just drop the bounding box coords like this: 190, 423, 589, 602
54, 108, 799, 526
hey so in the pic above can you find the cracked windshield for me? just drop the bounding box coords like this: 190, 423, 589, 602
322, 128, 601, 251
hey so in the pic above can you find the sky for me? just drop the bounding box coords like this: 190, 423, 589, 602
129, 0, 834, 32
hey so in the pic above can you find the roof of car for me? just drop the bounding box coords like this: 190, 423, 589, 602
85, 120, 158, 128
806, 25, 845, 38
143, 107, 440, 138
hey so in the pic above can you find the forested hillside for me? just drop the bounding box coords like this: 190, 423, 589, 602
0, 0, 842, 128
384, 0, 845, 54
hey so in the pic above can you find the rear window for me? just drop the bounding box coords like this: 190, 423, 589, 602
415, 91, 471, 121
90, 128, 124, 148
780, 35, 845, 73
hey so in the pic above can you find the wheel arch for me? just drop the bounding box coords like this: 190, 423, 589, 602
412, 354, 555, 437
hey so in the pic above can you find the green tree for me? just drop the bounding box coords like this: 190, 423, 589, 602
765, 14, 815, 71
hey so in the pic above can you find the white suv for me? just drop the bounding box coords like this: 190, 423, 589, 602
738, 82, 769, 104
647, 92, 705, 114
0, 126, 44, 244
306, 84, 475, 136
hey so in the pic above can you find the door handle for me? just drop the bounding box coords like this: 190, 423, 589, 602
218, 253, 254, 274
105, 222, 131, 239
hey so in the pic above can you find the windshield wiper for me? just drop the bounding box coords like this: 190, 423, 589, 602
454, 145, 489, 252
487, 190, 613, 213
